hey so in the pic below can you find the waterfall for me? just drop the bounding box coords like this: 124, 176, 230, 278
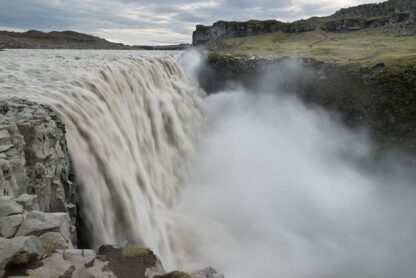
0, 51, 205, 269
3, 50, 416, 277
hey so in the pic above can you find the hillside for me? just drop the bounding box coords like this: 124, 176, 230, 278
0, 30, 189, 50
216, 25, 416, 70
0, 30, 130, 49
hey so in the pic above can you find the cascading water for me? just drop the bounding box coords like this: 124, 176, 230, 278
1, 49, 416, 277
0, 50, 205, 269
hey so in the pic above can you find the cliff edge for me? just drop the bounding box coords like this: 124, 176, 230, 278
192, 0, 416, 47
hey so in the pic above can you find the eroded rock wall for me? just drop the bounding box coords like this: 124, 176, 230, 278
192, 0, 416, 46
0, 98, 78, 243
200, 55, 416, 157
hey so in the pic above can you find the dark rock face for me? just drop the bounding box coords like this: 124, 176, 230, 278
200, 55, 416, 157
98, 245, 164, 278
192, 0, 416, 46
193, 20, 286, 47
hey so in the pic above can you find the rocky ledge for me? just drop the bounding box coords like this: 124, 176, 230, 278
0, 98, 78, 242
0, 195, 223, 277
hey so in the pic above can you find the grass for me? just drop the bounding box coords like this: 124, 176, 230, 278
217, 26, 416, 69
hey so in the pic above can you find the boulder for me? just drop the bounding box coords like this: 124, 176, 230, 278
0, 236, 44, 275
27, 250, 115, 278
191, 267, 224, 278
16, 211, 71, 242
0, 214, 23, 238
98, 245, 165, 278
0, 197, 23, 217
26, 252, 73, 278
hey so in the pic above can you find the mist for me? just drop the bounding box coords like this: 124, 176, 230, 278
173, 57, 416, 277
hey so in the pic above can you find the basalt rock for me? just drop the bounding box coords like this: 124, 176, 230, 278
192, 0, 416, 46
0, 98, 78, 244
193, 20, 286, 46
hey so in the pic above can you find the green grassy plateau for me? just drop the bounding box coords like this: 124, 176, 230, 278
216, 26, 416, 70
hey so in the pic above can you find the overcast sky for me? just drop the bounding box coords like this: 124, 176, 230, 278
0, 0, 379, 45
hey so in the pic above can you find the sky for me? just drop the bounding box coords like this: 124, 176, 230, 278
0, 0, 380, 45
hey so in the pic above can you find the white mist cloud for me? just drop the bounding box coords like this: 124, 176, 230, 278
172, 86, 416, 277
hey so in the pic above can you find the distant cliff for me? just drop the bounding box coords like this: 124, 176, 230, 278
192, 0, 416, 46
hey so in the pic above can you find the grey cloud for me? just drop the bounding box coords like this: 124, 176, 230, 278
0, 0, 373, 45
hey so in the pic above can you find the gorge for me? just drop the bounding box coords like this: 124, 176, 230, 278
0, 48, 415, 278
0, 0, 415, 277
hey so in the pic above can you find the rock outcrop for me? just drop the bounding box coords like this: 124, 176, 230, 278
0, 196, 224, 277
193, 20, 286, 48
0, 98, 78, 244
192, 0, 416, 46
0, 195, 111, 277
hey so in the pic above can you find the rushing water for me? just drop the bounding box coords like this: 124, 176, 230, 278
1, 50, 416, 277
0, 50, 205, 269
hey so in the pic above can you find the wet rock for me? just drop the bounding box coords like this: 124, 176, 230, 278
98, 245, 164, 278
191, 267, 224, 278
0, 197, 23, 217
0, 236, 44, 274
0, 214, 23, 238
16, 211, 71, 241
26, 250, 115, 278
